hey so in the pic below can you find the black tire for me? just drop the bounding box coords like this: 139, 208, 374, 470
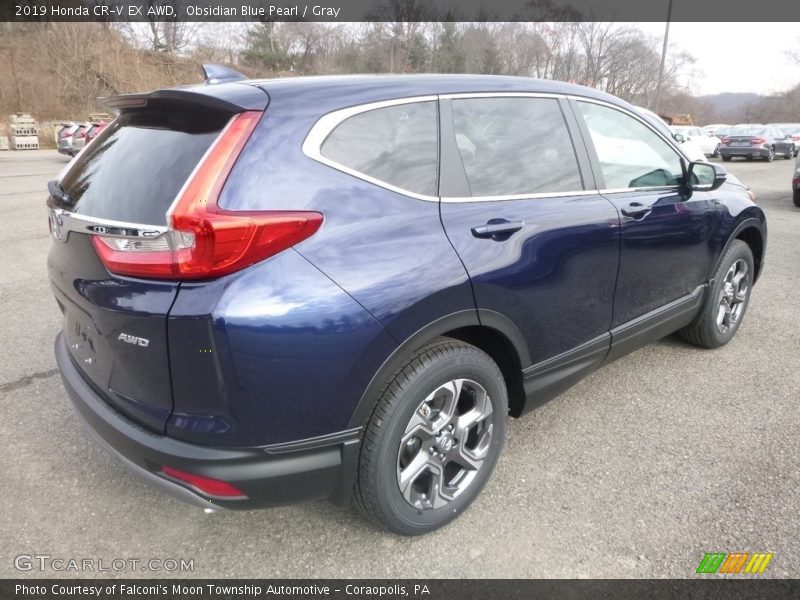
679, 240, 754, 349
764, 147, 774, 162
722, 155, 732, 162
355, 337, 508, 535
794, 189, 800, 207
712, 144, 720, 158
784, 147, 794, 159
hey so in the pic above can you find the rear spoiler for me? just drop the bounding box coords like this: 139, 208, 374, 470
99, 83, 268, 116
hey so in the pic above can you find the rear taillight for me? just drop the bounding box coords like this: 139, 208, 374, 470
721, 137, 731, 145
75, 129, 86, 139
91, 111, 323, 281
60, 130, 71, 139
751, 137, 767, 145
161, 466, 247, 499
792, 135, 800, 141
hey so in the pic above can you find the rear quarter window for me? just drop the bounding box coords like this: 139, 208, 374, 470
319, 101, 439, 197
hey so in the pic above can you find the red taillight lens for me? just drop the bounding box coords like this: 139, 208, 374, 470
60, 130, 71, 138
751, 137, 766, 145
75, 129, 86, 139
91, 111, 323, 281
792, 135, 800, 141
161, 466, 247, 499
721, 137, 731, 145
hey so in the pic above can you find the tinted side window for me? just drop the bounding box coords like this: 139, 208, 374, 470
577, 102, 683, 189
450, 97, 583, 196
320, 101, 438, 197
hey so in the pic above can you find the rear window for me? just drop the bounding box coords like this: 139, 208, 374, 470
58, 110, 228, 226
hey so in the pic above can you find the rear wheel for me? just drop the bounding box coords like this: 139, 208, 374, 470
712, 144, 720, 158
355, 337, 508, 535
722, 155, 732, 162
794, 189, 800, 207
765, 147, 775, 162
679, 240, 754, 349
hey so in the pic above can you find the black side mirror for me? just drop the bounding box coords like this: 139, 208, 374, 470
687, 161, 726, 192
673, 133, 685, 144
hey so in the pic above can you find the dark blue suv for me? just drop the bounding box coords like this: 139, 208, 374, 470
48, 69, 766, 535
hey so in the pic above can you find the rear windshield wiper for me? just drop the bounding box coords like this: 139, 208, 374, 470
48, 180, 74, 207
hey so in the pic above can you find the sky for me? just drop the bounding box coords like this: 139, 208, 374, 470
636, 23, 800, 96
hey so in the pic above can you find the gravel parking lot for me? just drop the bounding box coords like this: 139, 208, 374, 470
1, 150, 798, 579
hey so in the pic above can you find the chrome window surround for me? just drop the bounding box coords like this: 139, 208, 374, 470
302, 92, 692, 203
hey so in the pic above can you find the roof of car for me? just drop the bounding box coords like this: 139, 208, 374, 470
244, 73, 629, 107
161, 73, 633, 114
110, 74, 637, 117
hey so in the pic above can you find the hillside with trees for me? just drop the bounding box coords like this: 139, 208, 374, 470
1, 20, 798, 125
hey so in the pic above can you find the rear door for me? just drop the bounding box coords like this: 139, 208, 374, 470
47, 103, 236, 432
439, 95, 620, 372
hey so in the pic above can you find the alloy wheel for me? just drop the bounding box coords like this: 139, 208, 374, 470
396, 378, 494, 510
717, 259, 749, 334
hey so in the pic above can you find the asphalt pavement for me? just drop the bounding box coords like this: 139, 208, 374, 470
0, 150, 797, 578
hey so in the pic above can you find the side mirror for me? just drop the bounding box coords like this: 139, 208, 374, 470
687, 161, 726, 192
673, 132, 685, 144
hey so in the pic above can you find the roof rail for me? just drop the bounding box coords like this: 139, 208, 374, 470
201, 64, 247, 85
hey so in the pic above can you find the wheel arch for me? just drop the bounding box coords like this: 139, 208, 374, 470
347, 310, 530, 431
709, 217, 766, 285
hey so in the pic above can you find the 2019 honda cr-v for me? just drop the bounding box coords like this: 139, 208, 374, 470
48, 67, 766, 535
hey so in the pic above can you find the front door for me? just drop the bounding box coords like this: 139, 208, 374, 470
571, 99, 723, 329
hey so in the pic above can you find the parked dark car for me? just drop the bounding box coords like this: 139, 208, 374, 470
769, 123, 800, 154
720, 124, 795, 161
793, 157, 800, 207
48, 69, 767, 535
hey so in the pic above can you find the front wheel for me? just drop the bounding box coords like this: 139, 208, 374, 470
679, 240, 754, 349
784, 147, 794, 159
355, 337, 508, 535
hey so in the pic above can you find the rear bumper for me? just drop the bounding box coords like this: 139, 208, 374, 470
720, 146, 770, 158
54, 332, 360, 510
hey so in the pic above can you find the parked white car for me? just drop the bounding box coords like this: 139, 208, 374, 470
671, 126, 722, 158
703, 124, 730, 138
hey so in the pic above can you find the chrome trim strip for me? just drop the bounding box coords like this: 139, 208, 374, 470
440, 92, 565, 100
48, 207, 168, 243
441, 189, 600, 203
600, 186, 680, 195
